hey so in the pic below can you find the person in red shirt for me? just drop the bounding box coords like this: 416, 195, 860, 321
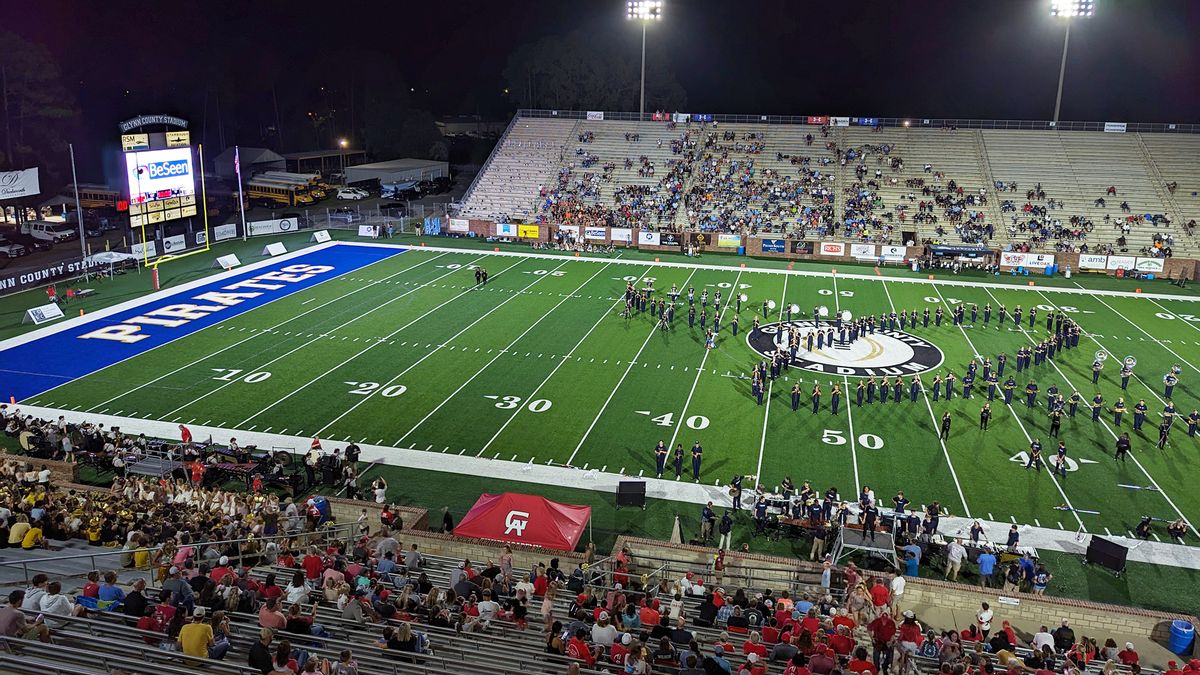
843, 562, 860, 590
259, 573, 283, 601
742, 631, 769, 658
869, 578, 890, 609
829, 625, 855, 656
896, 611, 923, 675
868, 612, 897, 673
81, 571, 100, 598
800, 608, 821, 637
178, 424, 193, 445
848, 646, 878, 675
610, 633, 631, 664
302, 548, 324, 580
639, 599, 661, 627
533, 571, 549, 597
567, 627, 599, 665
1116, 643, 1139, 666
832, 609, 857, 631
1164, 659, 1183, 675
742, 652, 767, 675
762, 619, 781, 644
136, 605, 165, 645
189, 462, 204, 486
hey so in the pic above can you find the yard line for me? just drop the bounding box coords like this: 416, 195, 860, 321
1147, 297, 1200, 342
667, 270, 745, 453
394, 262, 613, 446
881, 280, 972, 518
1084, 294, 1200, 374
83, 250, 451, 412
481, 265, 653, 454
832, 273, 862, 496
1030, 289, 1198, 536
567, 269, 699, 466
157, 254, 488, 420
236, 257, 524, 427
311, 258, 572, 437
754, 275, 789, 490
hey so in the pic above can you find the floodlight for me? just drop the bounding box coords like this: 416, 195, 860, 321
627, 0, 663, 21
1050, 0, 1094, 17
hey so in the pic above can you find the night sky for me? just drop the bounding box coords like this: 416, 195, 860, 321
10, 0, 1200, 143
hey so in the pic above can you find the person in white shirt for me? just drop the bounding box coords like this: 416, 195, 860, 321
590, 612, 618, 646
945, 539, 967, 581
1031, 625, 1055, 652
976, 602, 993, 639
38, 581, 81, 628
514, 574, 535, 599
889, 573, 906, 616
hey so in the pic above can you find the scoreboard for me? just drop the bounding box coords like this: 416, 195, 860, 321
122, 131, 197, 227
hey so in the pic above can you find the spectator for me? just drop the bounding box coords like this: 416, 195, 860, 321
38, 581, 83, 627
1053, 620, 1076, 652
0, 590, 49, 642
178, 606, 215, 658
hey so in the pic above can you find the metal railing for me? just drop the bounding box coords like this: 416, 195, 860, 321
515, 108, 1200, 135
0, 522, 358, 586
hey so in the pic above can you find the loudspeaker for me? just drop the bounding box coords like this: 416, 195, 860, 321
1085, 536, 1128, 574
616, 481, 646, 509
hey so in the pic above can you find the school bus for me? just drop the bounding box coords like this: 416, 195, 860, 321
245, 179, 315, 207
259, 172, 328, 200
68, 184, 125, 211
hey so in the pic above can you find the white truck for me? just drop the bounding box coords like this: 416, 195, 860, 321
20, 220, 78, 244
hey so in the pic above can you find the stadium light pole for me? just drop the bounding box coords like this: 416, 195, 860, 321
1050, 0, 1094, 126
626, 0, 662, 121
338, 138, 348, 185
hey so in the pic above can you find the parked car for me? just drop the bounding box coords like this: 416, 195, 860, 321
20, 220, 78, 243
0, 233, 28, 258
328, 210, 362, 224
5, 230, 52, 253
336, 187, 368, 200
378, 202, 408, 213
280, 212, 314, 228
432, 176, 453, 193
85, 220, 121, 238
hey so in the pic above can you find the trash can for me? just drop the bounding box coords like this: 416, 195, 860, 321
738, 246, 745, 256
1169, 619, 1194, 655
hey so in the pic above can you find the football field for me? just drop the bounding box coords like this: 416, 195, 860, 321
10, 242, 1200, 542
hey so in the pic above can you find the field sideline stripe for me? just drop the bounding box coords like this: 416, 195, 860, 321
310, 257, 573, 437
81, 251, 450, 412
344, 241, 1200, 303
392, 261, 613, 445
880, 280, 974, 519
233, 255, 512, 427
832, 273, 862, 497
1032, 289, 1198, 536
566, 268, 699, 466
156, 252, 475, 420
753, 274, 789, 491
479, 265, 652, 455
667, 269, 744, 454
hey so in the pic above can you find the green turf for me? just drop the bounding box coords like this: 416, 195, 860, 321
21, 243, 1200, 544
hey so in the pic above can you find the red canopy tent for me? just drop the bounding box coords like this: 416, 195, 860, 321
453, 492, 591, 551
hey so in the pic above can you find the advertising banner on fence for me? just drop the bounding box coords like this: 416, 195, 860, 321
1134, 257, 1165, 273
661, 232, 682, 248
448, 218, 470, 233
213, 223, 238, 241
0, 256, 116, 294
673, 113, 690, 124
248, 218, 299, 237
999, 251, 1055, 268
0, 168, 40, 200
761, 239, 786, 253
495, 222, 516, 237
162, 234, 187, 253
717, 234, 741, 248
831, 116, 850, 127
584, 227, 606, 240
791, 240, 814, 254
850, 243, 876, 258
819, 242, 845, 256
806, 116, 829, 125
517, 224, 540, 239
880, 245, 907, 260
610, 227, 632, 243
194, 232, 207, 245
131, 241, 157, 259
1106, 255, 1135, 270
638, 231, 661, 246
558, 225, 579, 240
1104, 122, 1128, 133
689, 233, 712, 247
1078, 254, 1108, 270
586, 111, 604, 121
357, 225, 379, 238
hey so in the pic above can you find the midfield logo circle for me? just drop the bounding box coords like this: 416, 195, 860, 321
746, 320, 945, 377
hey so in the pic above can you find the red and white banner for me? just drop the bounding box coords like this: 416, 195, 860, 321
453, 493, 591, 551
819, 242, 845, 256
806, 116, 829, 125
1000, 252, 1055, 268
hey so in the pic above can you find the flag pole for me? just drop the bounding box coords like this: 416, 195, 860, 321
235, 145, 248, 241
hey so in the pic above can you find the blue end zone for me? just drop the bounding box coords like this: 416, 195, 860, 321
1, 244, 405, 402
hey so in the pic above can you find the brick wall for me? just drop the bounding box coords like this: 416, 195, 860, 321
1, 452, 78, 485
899, 575, 1197, 650
392, 529, 588, 574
